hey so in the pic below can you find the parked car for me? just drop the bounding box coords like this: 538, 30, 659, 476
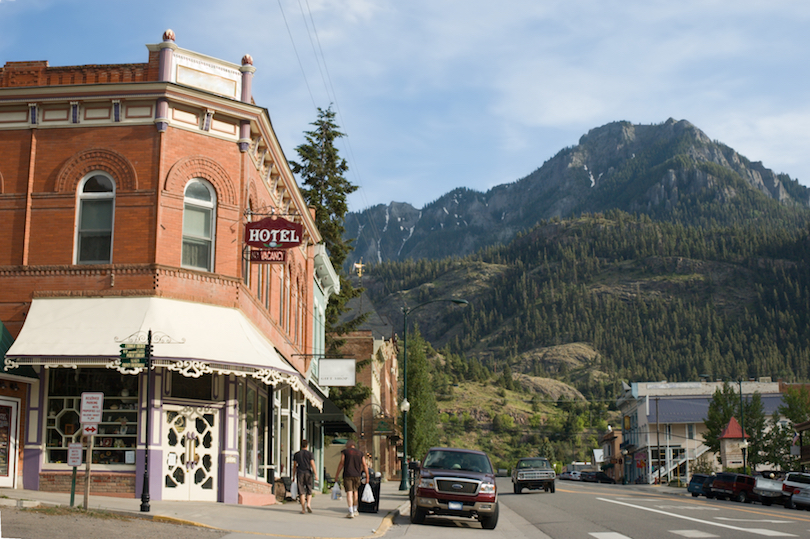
570, 471, 582, 481
592, 471, 616, 484
754, 473, 786, 506
687, 473, 710, 497
702, 475, 717, 498
410, 447, 499, 529
581, 471, 597, 482
782, 472, 810, 509
512, 457, 556, 493
707, 472, 757, 503
559, 471, 573, 480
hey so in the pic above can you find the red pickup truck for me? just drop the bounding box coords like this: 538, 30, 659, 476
410, 447, 499, 529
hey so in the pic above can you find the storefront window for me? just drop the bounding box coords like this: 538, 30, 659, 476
258, 393, 267, 480
46, 369, 138, 465
237, 379, 245, 473
246, 387, 255, 476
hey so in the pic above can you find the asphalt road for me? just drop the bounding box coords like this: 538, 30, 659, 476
386, 477, 810, 539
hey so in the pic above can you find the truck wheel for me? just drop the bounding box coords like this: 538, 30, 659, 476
480, 503, 499, 530
410, 502, 426, 524
786, 497, 795, 509
734, 491, 747, 503
550, 482, 556, 493
513, 483, 522, 494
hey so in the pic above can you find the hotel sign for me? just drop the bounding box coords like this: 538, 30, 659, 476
246, 217, 302, 263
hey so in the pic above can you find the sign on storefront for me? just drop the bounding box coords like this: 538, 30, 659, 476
80, 392, 104, 424
245, 217, 303, 249
318, 359, 356, 387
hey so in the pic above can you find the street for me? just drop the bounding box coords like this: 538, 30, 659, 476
387, 477, 810, 538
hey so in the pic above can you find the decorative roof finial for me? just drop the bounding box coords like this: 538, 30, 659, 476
242, 54, 254, 66
163, 29, 176, 42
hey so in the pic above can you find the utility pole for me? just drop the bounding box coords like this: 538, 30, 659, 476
656, 397, 661, 485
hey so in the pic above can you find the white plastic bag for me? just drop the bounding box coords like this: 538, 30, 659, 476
361, 482, 375, 504
331, 482, 341, 500
290, 480, 298, 500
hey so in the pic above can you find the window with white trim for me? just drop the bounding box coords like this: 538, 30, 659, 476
182, 179, 216, 271
76, 173, 115, 264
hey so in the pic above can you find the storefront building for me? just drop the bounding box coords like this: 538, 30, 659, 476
0, 31, 327, 503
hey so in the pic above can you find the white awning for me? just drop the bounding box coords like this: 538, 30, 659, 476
5, 296, 321, 408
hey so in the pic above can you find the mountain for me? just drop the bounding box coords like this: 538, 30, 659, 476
346, 119, 810, 269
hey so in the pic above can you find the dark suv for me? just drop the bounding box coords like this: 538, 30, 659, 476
410, 447, 499, 529
707, 472, 756, 502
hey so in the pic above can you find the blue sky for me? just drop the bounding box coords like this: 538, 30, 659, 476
1, 0, 808, 213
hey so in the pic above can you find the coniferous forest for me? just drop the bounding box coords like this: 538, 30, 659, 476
367, 210, 810, 400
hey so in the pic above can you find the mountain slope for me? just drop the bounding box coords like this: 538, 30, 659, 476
346, 119, 810, 268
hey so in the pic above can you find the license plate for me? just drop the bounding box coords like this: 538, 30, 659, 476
448, 501, 463, 511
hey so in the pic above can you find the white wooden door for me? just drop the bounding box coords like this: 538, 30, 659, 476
161, 404, 218, 501
0, 400, 19, 488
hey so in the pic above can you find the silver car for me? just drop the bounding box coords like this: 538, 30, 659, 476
782, 472, 810, 509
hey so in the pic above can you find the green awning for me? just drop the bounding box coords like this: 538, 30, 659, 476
1, 321, 38, 380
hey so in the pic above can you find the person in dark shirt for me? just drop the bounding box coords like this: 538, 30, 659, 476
292, 440, 317, 514
335, 440, 368, 518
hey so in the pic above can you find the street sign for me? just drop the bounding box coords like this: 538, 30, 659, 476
119, 344, 148, 368
82, 423, 99, 436
80, 392, 103, 424
68, 443, 83, 467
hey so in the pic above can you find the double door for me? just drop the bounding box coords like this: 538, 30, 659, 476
161, 404, 218, 501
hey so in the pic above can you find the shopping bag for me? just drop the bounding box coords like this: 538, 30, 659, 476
331, 482, 341, 500
290, 480, 298, 500
361, 482, 375, 504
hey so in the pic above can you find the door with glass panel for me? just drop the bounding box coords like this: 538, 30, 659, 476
161, 404, 218, 501
0, 400, 18, 488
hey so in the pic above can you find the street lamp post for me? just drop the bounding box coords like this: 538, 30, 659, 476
399, 298, 468, 491
738, 379, 747, 473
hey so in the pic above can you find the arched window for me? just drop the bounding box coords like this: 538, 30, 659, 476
182, 179, 216, 272
76, 173, 115, 264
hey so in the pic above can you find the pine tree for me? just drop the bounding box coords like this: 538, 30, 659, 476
291, 106, 369, 413
406, 327, 439, 461
290, 105, 365, 351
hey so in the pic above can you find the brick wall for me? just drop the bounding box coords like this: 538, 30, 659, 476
39, 471, 136, 497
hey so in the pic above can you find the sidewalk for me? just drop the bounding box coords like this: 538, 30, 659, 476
0, 481, 411, 539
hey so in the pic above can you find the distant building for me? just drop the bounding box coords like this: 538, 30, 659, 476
336, 330, 400, 481
617, 380, 782, 484
599, 426, 623, 483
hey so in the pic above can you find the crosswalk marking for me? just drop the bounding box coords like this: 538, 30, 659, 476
671, 531, 719, 538
589, 533, 632, 539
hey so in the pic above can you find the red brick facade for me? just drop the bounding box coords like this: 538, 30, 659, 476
0, 33, 323, 499
339, 331, 400, 481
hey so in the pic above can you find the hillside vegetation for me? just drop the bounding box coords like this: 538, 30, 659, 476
363, 211, 810, 463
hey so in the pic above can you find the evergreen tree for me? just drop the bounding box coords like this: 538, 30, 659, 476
291, 106, 368, 414
703, 383, 740, 457
406, 327, 439, 461
290, 105, 365, 353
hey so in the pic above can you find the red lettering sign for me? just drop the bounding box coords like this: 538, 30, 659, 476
249, 249, 287, 263
245, 217, 303, 249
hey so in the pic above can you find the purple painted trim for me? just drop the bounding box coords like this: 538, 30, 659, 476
221, 459, 239, 503
22, 447, 40, 490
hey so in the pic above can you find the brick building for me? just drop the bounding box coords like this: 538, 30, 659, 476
337, 330, 400, 481
0, 31, 337, 503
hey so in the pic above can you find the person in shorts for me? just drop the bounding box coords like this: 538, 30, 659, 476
292, 440, 317, 514
335, 440, 368, 518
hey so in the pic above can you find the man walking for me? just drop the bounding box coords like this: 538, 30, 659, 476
292, 440, 317, 514
335, 440, 368, 518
